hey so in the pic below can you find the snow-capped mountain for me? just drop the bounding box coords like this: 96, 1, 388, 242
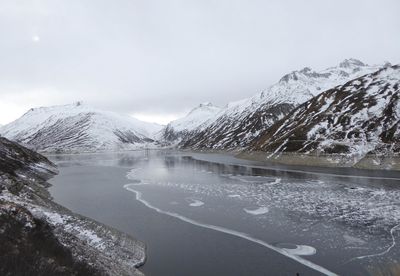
249, 65, 400, 162
161, 102, 221, 143
0, 102, 163, 153
180, 59, 384, 150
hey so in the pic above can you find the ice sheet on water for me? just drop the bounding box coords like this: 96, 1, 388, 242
283, 245, 317, 256
187, 198, 204, 207
243, 206, 269, 215
133, 167, 400, 235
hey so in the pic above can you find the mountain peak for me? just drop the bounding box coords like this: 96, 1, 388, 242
338, 58, 365, 68
198, 102, 213, 108
27, 102, 86, 113
279, 67, 321, 83
187, 102, 218, 115
299, 67, 312, 73
162, 102, 222, 141
279, 71, 301, 83
1, 103, 163, 152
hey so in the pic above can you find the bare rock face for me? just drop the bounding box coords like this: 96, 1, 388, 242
249, 65, 400, 163
0, 137, 146, 275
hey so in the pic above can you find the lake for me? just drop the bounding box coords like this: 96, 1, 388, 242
48, 150, 400, 276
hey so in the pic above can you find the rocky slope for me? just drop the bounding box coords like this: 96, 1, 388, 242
248, 65, 400, 166
0, 102, 162, 153
180, 59, 384, 150
0, 137, 146, 275
161, 102, 221, 144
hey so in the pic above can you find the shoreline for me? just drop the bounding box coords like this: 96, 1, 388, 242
179, 151, 400, 181
0, 138, 147, 275
177, 147, 400, 172
237, 151, 400, 171
43, 146, 400, 172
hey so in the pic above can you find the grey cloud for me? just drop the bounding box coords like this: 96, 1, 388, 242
0, 0, 399, 123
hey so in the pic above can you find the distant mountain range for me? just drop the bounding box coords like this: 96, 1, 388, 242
160, 59, 399, 168
1, 59, 398, 167
169, 59, 385, 149
0, 102, 162, 153
169, 59, 383, 150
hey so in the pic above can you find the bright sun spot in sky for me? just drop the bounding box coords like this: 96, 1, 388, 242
32, 35, 40, 42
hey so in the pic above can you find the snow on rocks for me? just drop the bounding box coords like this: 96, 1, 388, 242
250, 64, 400, 164
1, 190, 146, 275
0, 137, 146, 275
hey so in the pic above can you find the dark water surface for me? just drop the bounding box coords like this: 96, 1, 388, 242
48, 150, 400, 276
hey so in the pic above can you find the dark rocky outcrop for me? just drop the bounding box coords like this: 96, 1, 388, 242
0, 137, 146, 275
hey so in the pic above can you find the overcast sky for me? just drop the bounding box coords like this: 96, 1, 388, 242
0, 0, 399, 125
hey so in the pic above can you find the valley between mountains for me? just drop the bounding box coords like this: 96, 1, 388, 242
1, 59, 398, 170
1, 58, 399, 276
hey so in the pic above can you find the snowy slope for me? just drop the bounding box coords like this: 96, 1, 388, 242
161, 102, 221, 143
0, 137, 57, 181
250, 65, 400, 161
180, 59, 385, 150
0, 102, 163, 153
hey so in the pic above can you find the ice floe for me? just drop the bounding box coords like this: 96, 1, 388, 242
244, 206, 269, 215
277, 243, 317, 256
188, 199, 204, 207
123, 175, 336, 276
343, 234, 367, 245
265, 178, 281, 186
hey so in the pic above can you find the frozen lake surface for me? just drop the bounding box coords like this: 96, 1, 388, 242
48, 150, 400, 276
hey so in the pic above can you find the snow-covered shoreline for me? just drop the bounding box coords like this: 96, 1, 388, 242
0, 189, 147, 275
0, 137, 146, 275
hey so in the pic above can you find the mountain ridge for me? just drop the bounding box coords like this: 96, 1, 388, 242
247, 64, 400, 167
179, 59, 384, 150
0, 102, 162, 153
